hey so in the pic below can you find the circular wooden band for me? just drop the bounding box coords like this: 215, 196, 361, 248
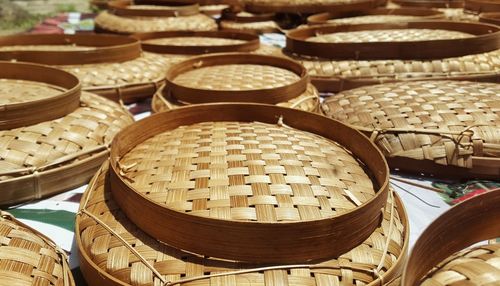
108, 0, 200, 17
465, 0, 500, 13
401, 189, 500, 286
165, 53, 309, 104
285, 21, 500, 60
480, 12, 500, 25
0, 34, 141, 65
132, 31, 260, 54
244, 0, 380, 14
392, 0, 464, 8
0, 62, 80, 130
307, 8, 444, 25
108, 103, 390, 263
220, 8, 275, 23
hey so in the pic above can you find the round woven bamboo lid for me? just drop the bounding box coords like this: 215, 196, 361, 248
242, 0, 381, 14
95, 0, 217, 34
0, 34, 169, 103
152, 81, 320, 113
107, 104, 391, 263
165, 53, 308, 104
0, 211, 74, 286
307, 8, 444, 25
402, 189, 500, 285
0, 62, 134, 207
465, 0, 500, 13
321, 80, 500, 179
77, 158, 408, 286
219, 8, 280, 33
285, 21, 500, 92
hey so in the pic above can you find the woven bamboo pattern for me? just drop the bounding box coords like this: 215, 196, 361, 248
95, 11, 217, 33
0, 79, 63, 104
152, 84, 320, 113
308, 29, 472, 43
244, 0, 357, 6
220, 20, 280, 33
288, 48, 500, 81
321, 80, 500, 169
143, 37, 246, 46
326, 15, 421, 24
0, 212, 74, 286
77, 161, 407, 286
0, 45, 95, 51
420, 243, 500, 286
173, 64, 300, 91
439, 8, 479, 21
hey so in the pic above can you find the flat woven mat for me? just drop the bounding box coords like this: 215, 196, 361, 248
321, 80, 500, 168
76, 161, 407, 286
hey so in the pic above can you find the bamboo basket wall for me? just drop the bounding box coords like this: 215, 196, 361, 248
132, 31, 282, 72
241, 0, 382, 14
94, 0, 217, 34
219, 8, 280, 34
0, 34, 170, 103
390, 0, 478, 21
0, 61, 133, 207
76, 103, 409, 286
105, 104, 392, 263
321, 80, 500, 179
152, 53, 320, 113
285, 21, 500, 92
465, 0, 500, 13
402, 189, 500, 286
307, 8, 444, 25
0, 211, 74, 286
480, 11, 500, 25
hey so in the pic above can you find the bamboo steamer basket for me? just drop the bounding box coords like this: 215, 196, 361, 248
321, 80, 500, 179
390, 0, 477, 21
95, 0, 217, 34
402, 189, 500, 286
307, 8, 444, 25
104, 104, 393, 263
132, 31, 282, 70
76, 104, 409, 285
153, 53, 320, 113
0, 34, 169, 103
0, 211, 74, 286
0, 61, 133, 207
285, 21, 500, 92
242, 0, 382, 14
219, 8, 280, 34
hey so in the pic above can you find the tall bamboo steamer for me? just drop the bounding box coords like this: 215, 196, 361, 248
0, 34, 169, 103
0, 61, 133, 207
284, 21, 500, 92
402, 189, 500, 286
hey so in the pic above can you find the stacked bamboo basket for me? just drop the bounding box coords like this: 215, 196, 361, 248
1, 0, 499, 285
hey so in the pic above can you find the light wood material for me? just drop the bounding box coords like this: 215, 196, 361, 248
321, 80, 500, 179
402, 189, 500, 285
107, 103, 390, 263
76, 161, 408, 285
108, 0, 200, 16
392, 0, 464, 8
243, 0, 381, 14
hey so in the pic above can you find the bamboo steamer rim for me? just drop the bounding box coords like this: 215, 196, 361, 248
132, 31, 260, 54
220, 7, 276, 23
165, 53, 309, 104
307, 8, 445, 25
76, 162, 408, 286
285, 21, 500, 60
0, 61, 80, 130
0, 34, 141, 65
108, 103, 390, 263
107, 0, 200, 17
402, 189, 500, 285
480, 11, 500, 25
0, 211, 75, 286
243, 0, 380, 14
465, 0, 500, 13
320, 80, 500, 180
392, 0, 464, 8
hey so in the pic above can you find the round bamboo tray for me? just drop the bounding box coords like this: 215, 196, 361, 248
307, 8, 444, 25
95, 0, 217, 34
321, 80, 500, 179
219, 8, 280, 34
105, 103, 391, 263
76, 158, 408, 286
242, 0, 381, 14
480, 11, 500, 25
0, 61, 134, 207
465, 0, 500, 13
0, 211, 74, 286
164, 53, 311, 105
0, 34, 169, 103
285, 21, 500, 92
402, 189, 500, 285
